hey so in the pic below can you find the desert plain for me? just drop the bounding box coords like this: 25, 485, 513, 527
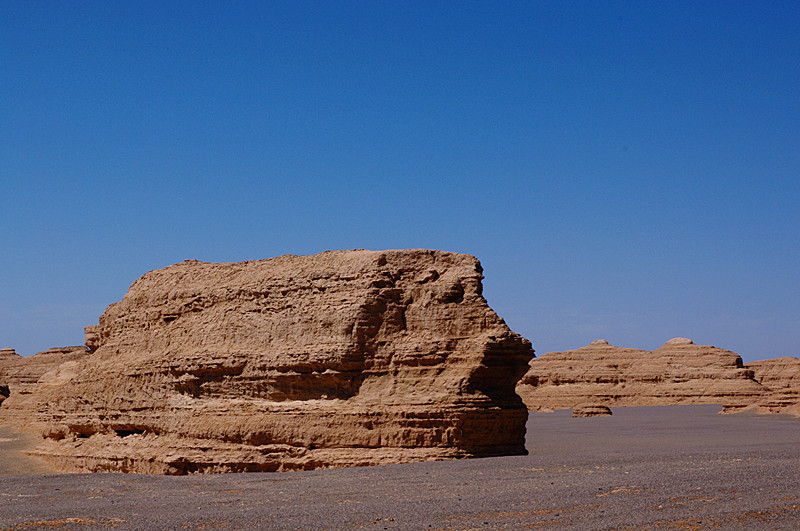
1, 250, 798, 529
2, 404, 800, 529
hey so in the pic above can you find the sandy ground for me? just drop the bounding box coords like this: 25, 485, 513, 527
1, 404, 799, 529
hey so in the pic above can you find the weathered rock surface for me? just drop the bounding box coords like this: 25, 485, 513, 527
0, 348, 13, 407
747, 357, 800, 390
19, 249, 533, 474
572, 404, 612, 417
722, 357, 800, 417
0, 347, 90, 422
517, 338, 767, 411
0, 347, 90, 387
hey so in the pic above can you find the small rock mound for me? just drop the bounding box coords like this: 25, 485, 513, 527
665, 337, 694, 346
0, 347, 19, 359
572, 404, 612, 417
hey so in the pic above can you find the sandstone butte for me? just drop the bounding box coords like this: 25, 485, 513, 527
0, 249, 534, 474
516, 338, 800, 417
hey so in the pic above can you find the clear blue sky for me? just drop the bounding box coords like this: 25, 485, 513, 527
2, 1, 798, 362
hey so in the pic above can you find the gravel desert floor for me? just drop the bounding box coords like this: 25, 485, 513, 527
1, 405, 799, 530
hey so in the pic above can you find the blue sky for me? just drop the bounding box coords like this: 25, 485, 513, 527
2, 1, 798, 362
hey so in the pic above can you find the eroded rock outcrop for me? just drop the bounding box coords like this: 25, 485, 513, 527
0, 346, 90, 422
722, 357, 800, 416
0, 348, 13, 407
0, 347, 90, 387
517, 338, 766, 411
24, 249, 533, 474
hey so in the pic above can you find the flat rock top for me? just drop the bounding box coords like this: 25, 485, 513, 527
129, 249, 480, 293
664, 337, 694, 346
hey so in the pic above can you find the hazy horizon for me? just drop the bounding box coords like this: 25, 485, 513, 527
2, 2, 798, 362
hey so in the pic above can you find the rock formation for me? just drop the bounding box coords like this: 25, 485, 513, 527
0, 347, 90, 387
571, 404, 612, 417
0, 348, 13, 407
19, 249, 533, 474
0, 347, 90, 422
517, 338, 767, 411
722, 357, 800, 416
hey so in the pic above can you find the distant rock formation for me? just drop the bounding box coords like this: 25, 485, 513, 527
18, 250, 533, 474
516, 338, 767, 411
722, 357, 800, 416
0, 346, 90, 421
572, 404, 612, 417
0, 347, 90, 387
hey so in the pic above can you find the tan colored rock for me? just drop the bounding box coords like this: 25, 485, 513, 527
0, 348, 13, 407
0, 346, 90, 387
572, 404, 612, 417
723, 357, 800, 417
17, 249, 533, 474
517, 338, 766, 411
747, 357, 800, 390
0, 346, 91, 425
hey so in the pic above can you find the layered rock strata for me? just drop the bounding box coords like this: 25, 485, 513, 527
0, 347, 90, 387
24, 249, 533, 474
723, 357, 800, 416
517, 338, 766, 411
0, 347, 90, 422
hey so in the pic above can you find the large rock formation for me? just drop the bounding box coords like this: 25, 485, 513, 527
516, 338, 767, 411
21, 249, 533, 474
723, 357, 800, 416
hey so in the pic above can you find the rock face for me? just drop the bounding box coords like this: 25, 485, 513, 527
747, 357, 800, 390
25, 249, 533, 474
517, 338, 766, 411
0, 348, 13, 407
572, 404, 612, 417
723, 357, 800, 416
0, 346, 91, 421
0, 347, 90, 387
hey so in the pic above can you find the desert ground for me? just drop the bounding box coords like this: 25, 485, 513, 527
1, 405, 799, 530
